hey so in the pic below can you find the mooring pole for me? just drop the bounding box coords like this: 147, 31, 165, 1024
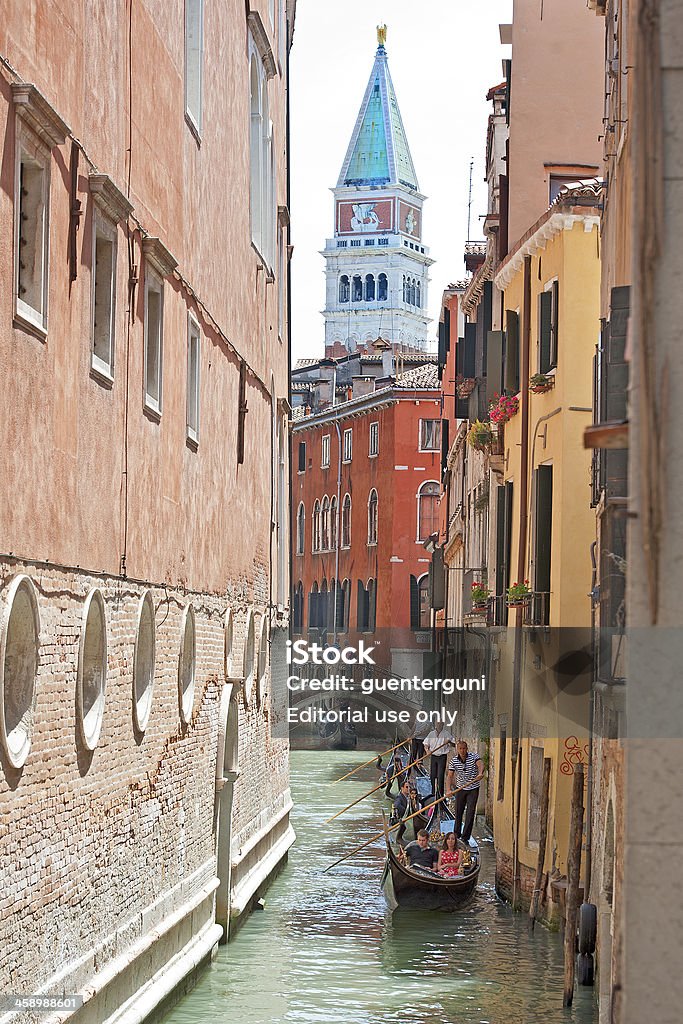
529, 757, 552, 931
563, 762, 584, 1007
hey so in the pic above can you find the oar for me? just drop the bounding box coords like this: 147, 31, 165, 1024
332, 739, 410, 784
324, 748, 434, 824
322, 791, 464, 873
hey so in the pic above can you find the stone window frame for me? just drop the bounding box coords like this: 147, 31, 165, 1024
90, 209, 118, 384
0, 574, 41, 769
184, 0, 205, 141
178, 604, 196, 725
186, 312, 201, 447
77, 588, 107, 752
142, 237, 177, 421
243, 608, 256, 706
132, 590, 156, 733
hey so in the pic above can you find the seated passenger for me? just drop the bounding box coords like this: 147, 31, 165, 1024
437, 831, 462, 878
403, 829, 438, 872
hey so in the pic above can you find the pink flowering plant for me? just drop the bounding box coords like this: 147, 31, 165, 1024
471, 582, 490, 607
489, 393, 519, 425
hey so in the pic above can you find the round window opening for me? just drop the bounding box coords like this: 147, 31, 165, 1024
0, 575, 40, 769
133, 591, 156, 732
178, 605, 196, 724
257, 615, 269, 703
243, 610, 255, 706
78, 589, 107, 751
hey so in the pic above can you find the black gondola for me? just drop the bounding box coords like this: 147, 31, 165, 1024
381, 832, 481, 911
318, 719, 357, 750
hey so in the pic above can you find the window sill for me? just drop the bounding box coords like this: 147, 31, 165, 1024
342, 458, 352, 465
250, 241, 275, 281
90, 361, 114, 389
367, 541, 377, 548
143, 400, 162, 423
418, 448, 440, 454
186, 432, 199, 452
184, 110, 202, 147
14, 308, 47, 342
368, 453, 378, 459
321, 464, 330, 470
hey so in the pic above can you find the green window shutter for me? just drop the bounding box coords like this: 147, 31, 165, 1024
410, 575, 420, 630
463, 323, 477, 378
550, 280, 559, 369
504, 310, 520, 393
495, 486, 507, 597
533, 466, 553, 622
538, 291, 552, 374
486, 331, 505, 404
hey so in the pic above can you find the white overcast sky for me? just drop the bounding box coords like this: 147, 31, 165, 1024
289, 0, 513, 363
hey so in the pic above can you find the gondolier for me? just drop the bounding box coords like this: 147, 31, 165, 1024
390, 781, 413, 846
446, 740, 484, 843
423, 721, 454, 800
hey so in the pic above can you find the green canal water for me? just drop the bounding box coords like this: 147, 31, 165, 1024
162, 751, 597, 1024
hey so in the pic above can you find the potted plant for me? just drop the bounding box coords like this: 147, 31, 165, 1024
489, 393, 520, 425
467, 420, 494, 451
529, 373, 555, 394
471, 582, 490, 609
507, 580, 531, 607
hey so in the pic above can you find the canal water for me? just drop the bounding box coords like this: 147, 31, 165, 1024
162, 751, 597, 1024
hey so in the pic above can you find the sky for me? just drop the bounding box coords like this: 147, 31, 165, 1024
289, 0, 513, 364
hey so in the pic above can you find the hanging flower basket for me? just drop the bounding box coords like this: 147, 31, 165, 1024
507, 580, 531, 607
529, 373, 555, 394
489, 393, 520, 426
456, 376, 477, 399
467, 420, 494, 451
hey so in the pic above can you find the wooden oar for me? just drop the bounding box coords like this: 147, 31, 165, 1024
332, 739, 410, 784
322, 791, 464, 873
324, 748, 434, 824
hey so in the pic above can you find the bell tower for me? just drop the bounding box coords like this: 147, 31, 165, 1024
322, 28, 433, 356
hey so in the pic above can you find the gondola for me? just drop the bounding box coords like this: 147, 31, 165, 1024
318, 719, 357, 750
381, 832, 481, 911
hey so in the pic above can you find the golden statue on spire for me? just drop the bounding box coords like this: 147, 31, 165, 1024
377, 24, 387, 47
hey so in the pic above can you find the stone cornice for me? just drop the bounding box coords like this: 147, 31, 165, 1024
494, 210, 600, 291
248, 10, 277, 78
12, 83, 70, 149
89, 173, 133, 223
142, 236, 178, 278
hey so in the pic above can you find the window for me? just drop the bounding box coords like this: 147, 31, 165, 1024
298, 440, 306, 473
144, 267, 164, 416
416, 282, 421, 308
532, 465, 553, 625
497, 728, 507, 801
249, 54, 275, 266
133, 591, 155, 733
250, 60, 262, 250
91, 214, 117, 381
378, 273, 388, 301
538, 281, 559, 374
343, 428, 353, 462
418, 481, 440, 541
77, 589, 107, 751
292, 582, 304, 633
420, 419, 441, 451
341, 493, 352, 547
369, 421, 379, 457
409, 573, 430, 630
296, 502, 305, 554
321, 496, 330, 551
278, 221, 286, 339
243, 609, 255, 704
364, 274, 375, 301
321, 434, 330, 468
186, 314, 200, 444
312, 500, 321, 552
504, 310, 520, 395
14, 137, 49, 334
338, 579, 351, 633
357, 579, 376, 631
368, 488, 378, 545
330, 496, 338, 549
0, 575, 40, 768
309, 583, 319, 629
339, 275, 350, 303
185, 0, 204, 134
352, 275, 362, 302
178, 604, 196, 724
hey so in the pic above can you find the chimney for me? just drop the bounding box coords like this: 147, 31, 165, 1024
314, 380, 332, 409
352, 376, 375, 399
381, 347, 394, 378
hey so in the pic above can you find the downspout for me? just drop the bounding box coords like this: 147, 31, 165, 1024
332, 413, 342, 644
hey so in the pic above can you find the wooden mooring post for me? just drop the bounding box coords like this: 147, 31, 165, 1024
528, 757, 551, 931
563, 762, 584, 1007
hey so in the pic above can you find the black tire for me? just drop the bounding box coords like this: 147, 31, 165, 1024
578, 902, 597, 954
577, 952, 594, 986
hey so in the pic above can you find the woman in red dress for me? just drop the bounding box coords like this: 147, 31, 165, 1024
437, 831, 461, 877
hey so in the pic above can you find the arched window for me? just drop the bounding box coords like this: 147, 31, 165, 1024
309, 582, 319, 628
368, 488, 378, 545
339, 275, 350, 303
320, 580, 328, 630
312, 499, 321, 552
367, 578, 377, 632
330, 495, 338, 549
328, 579, 336, 632
418, 575, 430, 629
249, 59, 262, 250
364, 274, 375, 301
378, 273, 388, 301
416, 281, 421, 308
410, 279, 416, 306
321, 496, 330, 551
352, 275, 362, 302
418, 480, 440, 541
341, 579, 351, 632
402, 275, 407, 303
341, 493, 352, 547
296, 502, 305, 555
292, 582, 304, 633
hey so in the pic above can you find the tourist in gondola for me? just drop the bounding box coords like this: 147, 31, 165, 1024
437, 831, 462, 878
446, 740, 485, 843
403, 829, 438, 872
423, 721, 455, 801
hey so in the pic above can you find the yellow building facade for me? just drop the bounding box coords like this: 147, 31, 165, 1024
488, 187, 601, 919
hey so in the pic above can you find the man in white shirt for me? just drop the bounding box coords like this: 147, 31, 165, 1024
423, 721, 455, 800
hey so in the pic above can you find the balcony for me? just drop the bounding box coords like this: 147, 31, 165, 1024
486, 595, 507, 627
521, 592, 551, 628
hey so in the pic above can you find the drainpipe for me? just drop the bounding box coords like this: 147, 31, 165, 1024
332, 416, 342, 644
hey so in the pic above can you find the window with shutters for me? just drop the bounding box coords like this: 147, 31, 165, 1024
538, 281, 559, 374
340, 579, 351, 633
504, 309, 520, 395
357, 580, 369, 631
419, 419, 441, 451
309, 582, 319, 628
532, 465, 553, 624
341, 493, 352, 547
320, 580, 328, 631
417, 481, 440, 542
292, 582, 304, 633
364, 274, 375, 301
369, 421, 379, 457
343, 428, 353, 462
418, 575, 430, 629
367, 489, 378, 545
15, 131, 50, 335
298, 440, 306, 473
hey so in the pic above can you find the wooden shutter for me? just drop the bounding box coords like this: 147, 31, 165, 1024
298, 441, 306, 472
533, 466, 553, 619
495, 486, 507, 597
538, 291, 552, 374
410, 575, 420, 630
550, 280, 559, 368
504, 311, 520, 394
438, 321, 447, 372
504, 482, 513, 591
444, 308, 451, 353
486, 331, 505, 404
463, 323, 477, 378
441, 418, 449, 475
